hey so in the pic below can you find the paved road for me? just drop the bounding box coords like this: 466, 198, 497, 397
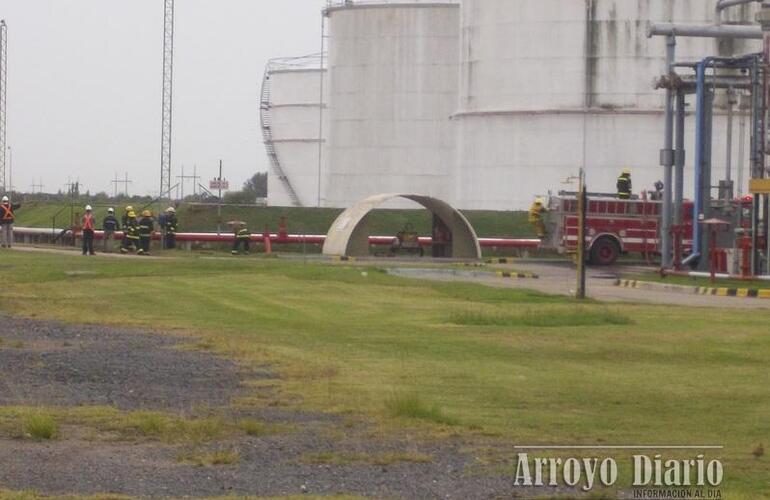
389, 261, 770, 309
513, 261, 770, 308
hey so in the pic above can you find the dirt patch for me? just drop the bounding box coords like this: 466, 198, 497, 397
0, 315, 549, 499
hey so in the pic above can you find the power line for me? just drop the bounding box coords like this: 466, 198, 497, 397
111, 172, 132, 197
29, 179, 44, 194
175, 164, 200, 200
64, 177, 80, 198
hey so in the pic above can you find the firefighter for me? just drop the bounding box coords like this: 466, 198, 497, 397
122, 205, 134, 228
120, 211, 140, 254
231, 222, 251, 255
102, 207, 120, 252
528, 197, 548, 238
617, 168, 632, 200
163, 207, 178, 249
649, 180, 664, 201
0, 195, 21, 248
81, 205, 97, 256
137, 210, 154, 255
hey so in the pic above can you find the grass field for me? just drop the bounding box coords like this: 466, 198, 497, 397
0, 250, 768, 497
12, 201, 534, 238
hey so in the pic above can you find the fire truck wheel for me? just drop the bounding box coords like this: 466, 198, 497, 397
589, 237, 620, 266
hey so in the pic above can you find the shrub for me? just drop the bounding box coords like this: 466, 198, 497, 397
22, 413, 59, 440
384, 394, 458, 426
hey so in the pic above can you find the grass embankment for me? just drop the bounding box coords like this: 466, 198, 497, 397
0, 251, 768, 496
13, 201, 533, 238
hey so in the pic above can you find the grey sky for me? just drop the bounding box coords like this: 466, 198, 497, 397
0, 0, 323, 196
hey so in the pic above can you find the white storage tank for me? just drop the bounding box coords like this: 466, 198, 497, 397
262, 55, 326, 207
455, 0, 761, 210
323, 1, 460, 208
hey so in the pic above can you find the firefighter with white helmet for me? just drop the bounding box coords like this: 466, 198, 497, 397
163, 206, 178, 249
81, 205, 97, 256
0, 195, 21, 248
528, 197, 548, 238
102, 207, 120, 252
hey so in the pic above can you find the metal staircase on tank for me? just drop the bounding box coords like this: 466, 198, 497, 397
260, 67, 302, 207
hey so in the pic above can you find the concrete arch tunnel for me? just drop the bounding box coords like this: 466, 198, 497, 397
322, 193, 482, 259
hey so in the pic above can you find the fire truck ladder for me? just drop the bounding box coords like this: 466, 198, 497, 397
259, 68, 302, 207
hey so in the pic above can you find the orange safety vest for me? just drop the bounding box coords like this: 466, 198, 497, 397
1, 204, 13, 221
82, 214, 94, 230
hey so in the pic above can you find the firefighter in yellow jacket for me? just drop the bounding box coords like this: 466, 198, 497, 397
120, 211, 140, 254
528, 198, 548, 238
617, 168, 632, 199
137, 210, 154, 255
231, 221, 251, 255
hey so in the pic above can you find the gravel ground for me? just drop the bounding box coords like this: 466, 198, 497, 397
0, 315, 258, 410
0, 315, 547, 499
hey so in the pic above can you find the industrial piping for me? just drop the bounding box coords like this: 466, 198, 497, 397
12, 227, 541, 250
715, 0, 763, 25
647, 22, 762, 39
682, 57, 715, 267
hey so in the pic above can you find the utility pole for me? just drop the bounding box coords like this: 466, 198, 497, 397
0, 20, 7, 193
111, 172, 132, 197
29, 179, 43, 194
64, 178, 79, 199
576, 168, 587, 300
160, 0, 175, 202
176, 164, 200, 201
217, 159, 223, 235
6, 145, 10, 196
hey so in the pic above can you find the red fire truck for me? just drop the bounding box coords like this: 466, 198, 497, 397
542, 193, 695, 265
543, 192, 757, 266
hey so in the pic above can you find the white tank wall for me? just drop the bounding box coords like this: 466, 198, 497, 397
323, 3, 460, 208
455, 0, 761, 210
264, 1, 759, 211
266, 68, 326, 207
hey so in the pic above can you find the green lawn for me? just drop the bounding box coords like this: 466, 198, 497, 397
0, 250, 768, 497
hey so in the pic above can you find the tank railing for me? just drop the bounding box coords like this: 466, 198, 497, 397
267, 53, 326, 72
325, 0, 459, 8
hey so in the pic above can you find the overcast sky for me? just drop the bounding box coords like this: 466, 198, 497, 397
0, 0, 323, 196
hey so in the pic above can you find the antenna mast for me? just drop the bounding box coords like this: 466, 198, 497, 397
160, 0, 174, 201
0, 20, 7, 193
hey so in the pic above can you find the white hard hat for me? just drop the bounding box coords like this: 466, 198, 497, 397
1, 196, 8, 202
166, 206, 175, 213
107, 207, 115, 213
85, 205, 92, 211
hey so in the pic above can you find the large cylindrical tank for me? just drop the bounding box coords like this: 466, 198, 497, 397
263, 55, 326, 207
323, 1, 460, 208
455, 0, 761, 210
